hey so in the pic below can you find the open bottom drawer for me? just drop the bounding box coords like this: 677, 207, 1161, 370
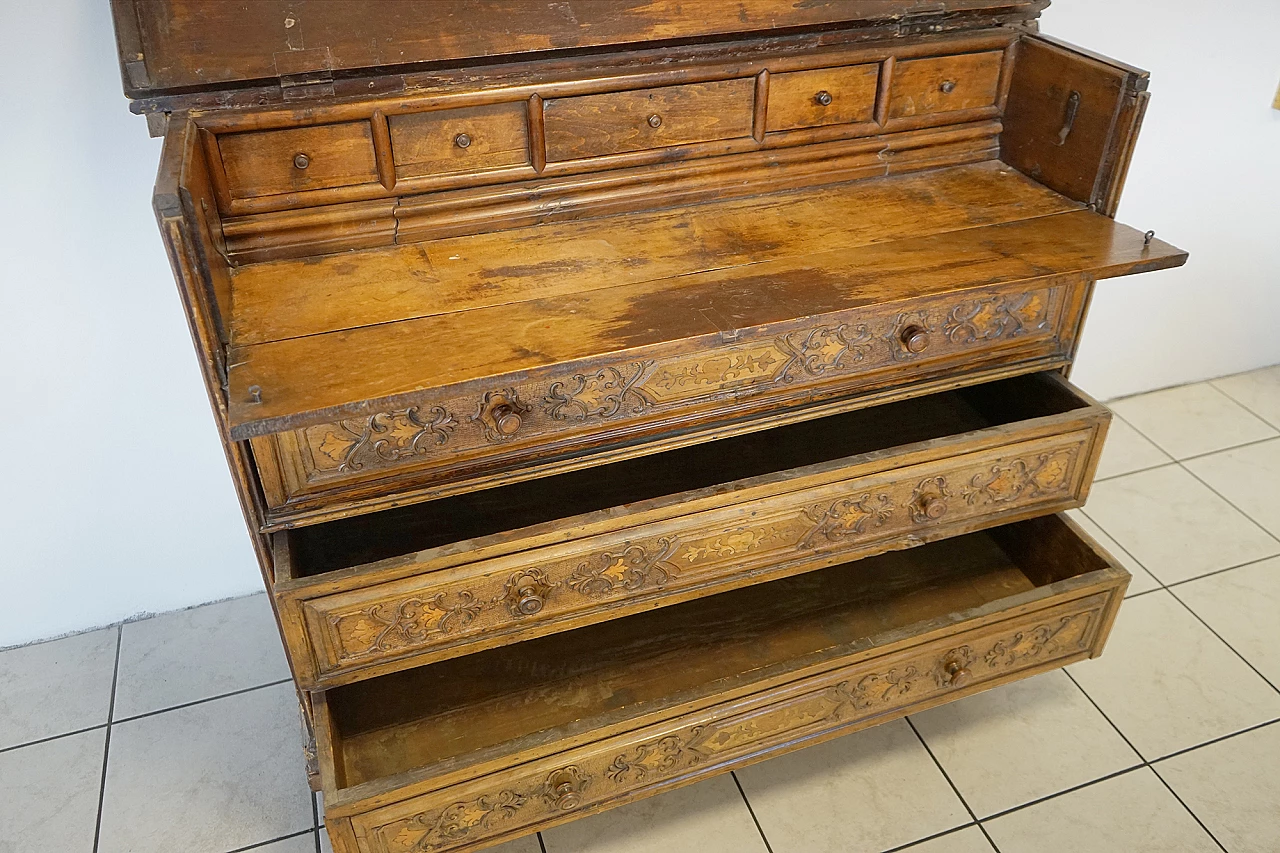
315, 513, 1128, 853
276, 371, 1108, 688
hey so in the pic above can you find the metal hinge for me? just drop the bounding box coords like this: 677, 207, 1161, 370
279, 68, 335, 101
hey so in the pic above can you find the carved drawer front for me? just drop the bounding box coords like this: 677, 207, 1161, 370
390, 104, 530, 179
217, 123, 380, 199
328, 561, 1123, 853
254, 275, 1088, 523
887, 51, 1004, 121
276, 371, 1108, 688
766, 65, 880, 132
542, 78, 756, 161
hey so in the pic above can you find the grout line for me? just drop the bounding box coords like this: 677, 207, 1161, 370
1077, 507, 1170, 592
1148, 765, 1231, 853
312, 788, 322, 853
1058, 670, 1232, 851
977, 764, 1146, 823
537, 830, 549, 853
0, 723, 108, 756
1150, 718, 1280, 765
904, 718, 1001, 852
1207, 379, 1280, 432
1092, 459, 1177, 483
91, 625, 123, 853
1176, 460, 1280, 547
1163, 585, 1280, 695
110, 678, 294, 726
1164, 552, 1280, 590
730, 771, 776, 853
1176, 434, 1280, 464
877, 821, 979, 853
224, 828, 318, 853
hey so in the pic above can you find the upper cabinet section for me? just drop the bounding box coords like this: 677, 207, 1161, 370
110, 0, 1049, 97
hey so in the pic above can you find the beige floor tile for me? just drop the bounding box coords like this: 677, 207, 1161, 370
0, 729, 106, 853
983, 768, 1218, 853
0, 626, 117, 750
1157, 722, 1280, 853
1110, 382, 1277, 459
1185, 438, 1280, 538
320, 825, 332, 853
1082, 465, 1279, 584
97, 682, 313, 853
734, 719, 968, 853
542, 774, 764, 853
1066, 509, 1161, 596
254, 834, 318, 853
899, 826, 994, 853
1176, 557, 1280, 686
1067, 592, 1280, 759
1095, 416, 1173, 480
910, 671, 1139, 817
115, 593, 292, 719
1213, 364, 1280, 428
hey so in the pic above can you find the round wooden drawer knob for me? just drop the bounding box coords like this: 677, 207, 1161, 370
454, 132, 472, 149
292, 152, 311, 169
494, 405, 523, 437
815, 90, 833, 106
647, 113, 663, 128
918, 495, 947, 521
515, 586, 544, 616
944, 660, 972, 688
940, 80, 957, 94
553, 784, 581, 810
900, 325, 929, 354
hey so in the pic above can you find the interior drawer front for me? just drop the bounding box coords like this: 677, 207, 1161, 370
390, 104, 529, 178
217, 123, 379, 199
253, 274, 1086, 520
320, 515, 1126, 852
887, 51, 1004, 120
542, 78, 755, 161
766, 65, 880, 132
277, 370, 1108, 687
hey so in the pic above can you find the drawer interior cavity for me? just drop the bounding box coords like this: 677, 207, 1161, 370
284, 371, 1092, 579
320, 512, 1117, 792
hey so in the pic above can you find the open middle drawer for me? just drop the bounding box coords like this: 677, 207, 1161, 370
275, 370, 1108, 688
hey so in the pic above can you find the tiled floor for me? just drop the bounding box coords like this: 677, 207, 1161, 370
4, 366, 1280, 853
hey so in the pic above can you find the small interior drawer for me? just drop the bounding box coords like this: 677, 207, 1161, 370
887, 51, 1004, 121
217, 122, 380, 199
766, 64, 880, 132
274, 371, 1109, 688
542, 78, 755, 161
314, 512, 1128, 852
389, 103, 529, 179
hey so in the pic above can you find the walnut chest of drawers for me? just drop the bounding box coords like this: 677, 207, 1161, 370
110, 2, 1186, 850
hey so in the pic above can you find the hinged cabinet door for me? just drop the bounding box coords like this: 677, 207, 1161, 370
1001, 35, 1150, 216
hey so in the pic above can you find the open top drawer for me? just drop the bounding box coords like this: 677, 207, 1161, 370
314, 512, 1128, 852
274, 371, 1109, 688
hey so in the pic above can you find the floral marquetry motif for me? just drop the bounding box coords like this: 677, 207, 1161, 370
566, 539, 680, 597
963, 449, 1077, 505
799, 492, 895, 548
943, 292, 1048, 344
545, 362, 655, 422
775, 323, 873, 378
389, 790, 529, 853
309, 406, 457, 473
339, 592, 484, 657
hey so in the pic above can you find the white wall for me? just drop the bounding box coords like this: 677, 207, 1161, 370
0, 1, 261, 648
1041, 0, 1280, 399
0, 1, 1277, 647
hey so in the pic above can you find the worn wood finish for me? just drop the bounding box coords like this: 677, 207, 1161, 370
114, 0, 1049, 97
764, 64, 881, 132
1001, 35, 1151, 215
218, 123, 380, 199
113, 4, 1186, 846
543, 78, 755, 161
389, 104, 530, 179
887, 50, 1005, 120
309, 515, 1126, 852
274, 372, 1108, 688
